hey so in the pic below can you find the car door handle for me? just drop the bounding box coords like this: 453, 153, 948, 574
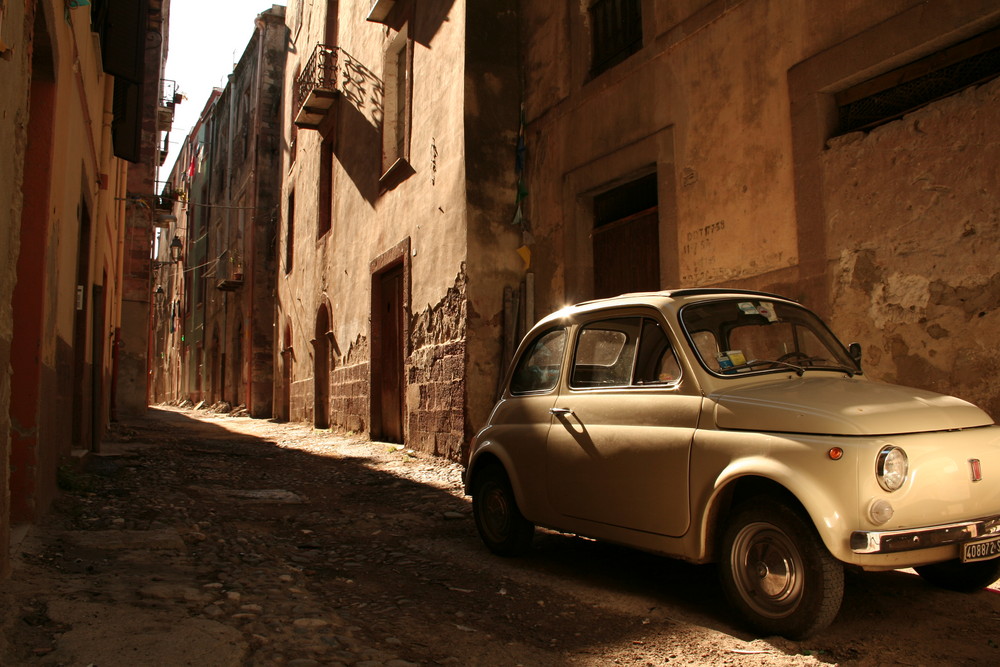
549, 407, 574, 416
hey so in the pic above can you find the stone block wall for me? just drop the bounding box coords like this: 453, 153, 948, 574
406, 341, 466, 459
330, 360, 370, 434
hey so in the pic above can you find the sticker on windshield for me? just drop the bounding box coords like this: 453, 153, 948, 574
718, 350, 746, 374
757, 301, 779, 322
738, 302, 759, 316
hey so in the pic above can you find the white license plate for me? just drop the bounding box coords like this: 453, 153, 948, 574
961, 534, 1000, 563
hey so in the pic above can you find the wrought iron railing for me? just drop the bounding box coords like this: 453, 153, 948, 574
295, 44, 340, 117
294, 44, 383, 129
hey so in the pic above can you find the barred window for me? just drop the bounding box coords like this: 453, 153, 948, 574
590, 0, 643, 77
836, 28, 1000, 135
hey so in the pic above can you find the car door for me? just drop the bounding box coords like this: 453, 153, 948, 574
545, 314, 700, 537
485, 326, 568, 516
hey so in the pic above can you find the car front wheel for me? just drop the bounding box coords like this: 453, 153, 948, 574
720, 499, 844, 639
915, 557, 1000, 592
471, 464, 534, 556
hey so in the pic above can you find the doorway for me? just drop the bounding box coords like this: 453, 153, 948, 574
90, 280, 107, 452
373, 265, 404, 443
280, 322, 292, 421
592, 173, 660, 298
72, 199, 94, 449
232, 320, 244, 407
314, 305, 330, 429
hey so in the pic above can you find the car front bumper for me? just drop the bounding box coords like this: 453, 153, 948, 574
851, 514, 1000, 555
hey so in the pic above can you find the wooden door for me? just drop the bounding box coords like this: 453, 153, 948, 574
593, 206, 660, 299
376, 266, 404, 443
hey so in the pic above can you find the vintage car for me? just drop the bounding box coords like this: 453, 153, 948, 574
464, 289, 1000, 638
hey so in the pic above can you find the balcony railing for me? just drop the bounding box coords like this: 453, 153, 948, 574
295, 45, 383, 131
216, 262, 244, 291
158, 79, 180, 131
294, 44, 341, 130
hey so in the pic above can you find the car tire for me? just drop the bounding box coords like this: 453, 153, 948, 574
720, 498, 844, 639
471, 464, 534, 557
915, 558, 1000, 593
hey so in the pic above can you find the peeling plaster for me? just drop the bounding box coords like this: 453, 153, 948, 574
411, 264, 467, 348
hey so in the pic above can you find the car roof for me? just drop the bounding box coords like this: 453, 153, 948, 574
534, 288, 799, 328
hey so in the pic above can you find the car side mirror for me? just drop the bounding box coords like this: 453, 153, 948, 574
848, 342, 863, 369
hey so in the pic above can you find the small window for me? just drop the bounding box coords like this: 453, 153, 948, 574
589, 0, 643, 77
510, 328, 566, 395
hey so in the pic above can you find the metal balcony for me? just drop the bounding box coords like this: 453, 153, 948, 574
158, 79, 180, 132
294, 44, 341, 130
216, 265, 244, 292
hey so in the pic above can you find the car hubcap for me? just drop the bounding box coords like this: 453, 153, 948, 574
731, 521, 804, 618
481, 484, 510, 542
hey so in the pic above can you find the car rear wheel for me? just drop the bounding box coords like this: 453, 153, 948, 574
472, 464, 534, 556
720, 499, 844, 639
915, 557, 1000, 592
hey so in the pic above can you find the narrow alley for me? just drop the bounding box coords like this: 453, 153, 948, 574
1, 407, 998, 666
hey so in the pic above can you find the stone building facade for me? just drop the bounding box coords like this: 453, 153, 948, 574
277, 0, 522, 459
519, 0, 1000, 418
151, 7, 287, 417
1, 0, 168, 576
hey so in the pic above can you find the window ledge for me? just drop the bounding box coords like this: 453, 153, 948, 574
379, 157, 414, 188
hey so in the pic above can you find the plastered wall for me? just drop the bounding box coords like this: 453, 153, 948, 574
519, 0, 1000, 417
823, 77, 1000, 417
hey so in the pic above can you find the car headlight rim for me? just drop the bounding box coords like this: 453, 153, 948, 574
876, 445, 908, 492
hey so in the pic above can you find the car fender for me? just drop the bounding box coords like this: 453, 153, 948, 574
466, 440, 540, 518
696, 449, 858, 563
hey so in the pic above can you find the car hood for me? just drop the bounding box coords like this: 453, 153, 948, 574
711, 376, 994, 436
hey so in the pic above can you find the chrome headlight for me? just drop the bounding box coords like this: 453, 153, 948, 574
876, 445, 908, 492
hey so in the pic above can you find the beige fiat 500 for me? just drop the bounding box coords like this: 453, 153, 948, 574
465, 289, 1000, 638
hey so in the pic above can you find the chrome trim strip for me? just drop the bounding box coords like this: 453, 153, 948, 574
851, 515, 1000, 554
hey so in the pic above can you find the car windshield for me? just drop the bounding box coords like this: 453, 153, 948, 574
679, 298, 858, 377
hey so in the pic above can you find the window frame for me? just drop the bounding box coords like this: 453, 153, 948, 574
508, 327, 568, 396
380, 22, 414, 181
569, 313, 683, 391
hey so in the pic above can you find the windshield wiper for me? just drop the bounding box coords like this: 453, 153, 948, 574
727, 359, 805, 376
726, 359, 859, 378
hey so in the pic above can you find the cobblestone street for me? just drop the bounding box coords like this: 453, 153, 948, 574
2, 406, 999, 666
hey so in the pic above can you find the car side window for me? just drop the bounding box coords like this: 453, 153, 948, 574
509, 328, 566, 394
634, 319, 681, 384
571, 318, 640, 387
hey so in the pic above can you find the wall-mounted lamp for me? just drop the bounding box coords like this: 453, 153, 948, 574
169, 236, 183, 263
